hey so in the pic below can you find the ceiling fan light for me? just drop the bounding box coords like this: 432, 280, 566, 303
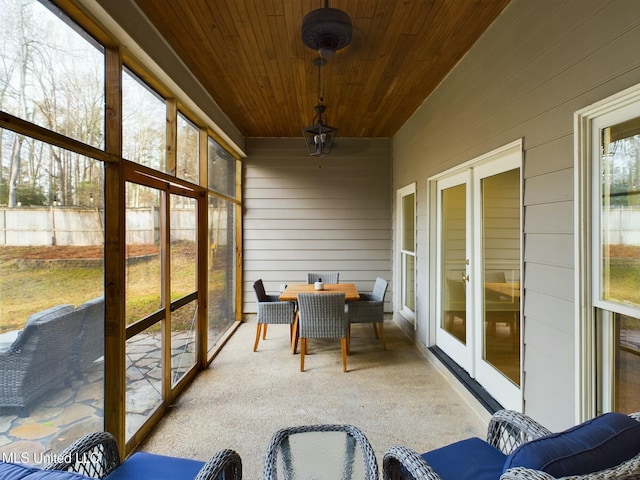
318, 46, 336, 58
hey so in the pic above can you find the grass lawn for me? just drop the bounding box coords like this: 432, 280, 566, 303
0, 242, 213, 333
0, 263, 103, 331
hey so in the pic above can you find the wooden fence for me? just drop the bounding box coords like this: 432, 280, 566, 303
0, 206, 228, 246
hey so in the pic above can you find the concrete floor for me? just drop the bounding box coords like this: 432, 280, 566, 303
141, 317, 488, 479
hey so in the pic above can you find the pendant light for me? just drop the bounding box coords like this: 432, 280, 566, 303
302, 57, 337, 157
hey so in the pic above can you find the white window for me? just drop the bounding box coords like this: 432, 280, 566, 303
398, 184, 416, 321
575, 84, 640, 420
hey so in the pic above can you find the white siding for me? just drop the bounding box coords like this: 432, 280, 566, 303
243, 138, 392, 313
393, 0, 640, 429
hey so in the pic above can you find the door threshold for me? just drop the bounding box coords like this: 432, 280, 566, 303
428, 346, 503, 414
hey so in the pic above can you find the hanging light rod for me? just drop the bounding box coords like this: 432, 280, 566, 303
301, 0, 353, 58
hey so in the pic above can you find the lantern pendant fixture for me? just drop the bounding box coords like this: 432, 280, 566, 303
302, 57, 337, 157
301, 1, 351, 157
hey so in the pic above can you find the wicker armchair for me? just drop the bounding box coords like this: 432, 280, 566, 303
307, 272, 339, 284
0, 304, 82, 416
263, 424, 378, 480
46, 430, 242, 480
383, 410, 640, 480
253, 279, 296, 352
71, 296, 105, 377
297, 292, 349, 372
347, 277, 388, 351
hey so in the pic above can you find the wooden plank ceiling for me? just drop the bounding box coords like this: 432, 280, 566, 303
133, 0, 510, 139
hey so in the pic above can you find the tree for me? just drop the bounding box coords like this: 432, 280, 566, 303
1, 0, 105, 207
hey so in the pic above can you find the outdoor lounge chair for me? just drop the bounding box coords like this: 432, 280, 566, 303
347, 277, 388, 351
71, 296, 105, 377
383, 409, 640, 480
0, 430, 242, 479
0, 304, 82, 416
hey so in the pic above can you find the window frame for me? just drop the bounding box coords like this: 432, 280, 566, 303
397, 183, 417, 322
574, 82, 640, 422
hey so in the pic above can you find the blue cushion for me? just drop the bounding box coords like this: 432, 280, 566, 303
104, 452, 205, 480
421, 437, 507, 480
503, 412, 640, 477
0, 462, 91, 480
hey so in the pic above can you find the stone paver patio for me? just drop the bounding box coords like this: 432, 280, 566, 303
0, 330, 196, 465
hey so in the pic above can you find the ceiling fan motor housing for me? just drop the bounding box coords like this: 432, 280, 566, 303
301, 7, 353, 56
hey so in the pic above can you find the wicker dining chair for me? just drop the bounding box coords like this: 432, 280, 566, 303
253, 279, 296, 352
307, 272, 339, 284
264, 424, 379, 480
297, 292, 349, 372
347, 277, 388, 351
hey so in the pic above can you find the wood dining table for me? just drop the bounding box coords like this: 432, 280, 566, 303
279, 283, 360, 354
484, 281, 520, 299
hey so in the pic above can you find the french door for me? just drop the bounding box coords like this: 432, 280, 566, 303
434, 142, 522, 410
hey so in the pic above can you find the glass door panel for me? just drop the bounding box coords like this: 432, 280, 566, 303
207, 196, 236, 351
480, 169, 521, 386
473, 151, 522, 411
170, 301, 197, 385
125, 184, 162, 321
436, 172, 472, 373
169, 193, 197, 386
125, 182, 163, 441
442, 185, 468, 343
126, 327, 162, 440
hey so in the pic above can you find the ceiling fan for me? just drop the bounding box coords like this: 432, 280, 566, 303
301, 0, 353, 58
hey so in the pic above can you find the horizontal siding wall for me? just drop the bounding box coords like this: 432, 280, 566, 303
243, 138, 392, 314
392, 0, 640, 430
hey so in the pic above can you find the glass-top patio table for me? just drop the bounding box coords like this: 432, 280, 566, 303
263, 424, 378, 480
279, 284, 360, 354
